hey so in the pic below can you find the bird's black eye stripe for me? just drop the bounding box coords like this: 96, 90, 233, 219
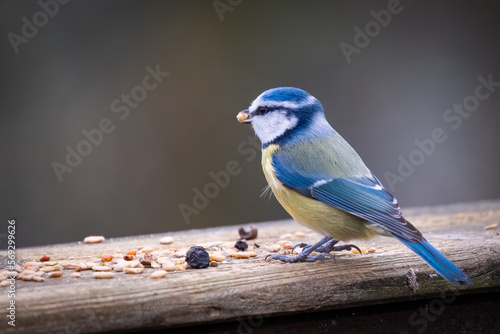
257, 106, 268, 115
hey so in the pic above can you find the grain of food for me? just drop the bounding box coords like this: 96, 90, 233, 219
159, 236, 174, 245
39, 255, 50, 262
277, 240, 291, 245
43, 261, 58, 266
234, 239, 248, 251
268, 244, 281, 252
162, 261, 176, 271
175, 264, 186, 271
32, 276, 45, 282
282, 242, 293, 249
23, 262, 44, 268
124, 267, 144, 274
484, 223, 498, 230
368, 247, 377, 253
209, 253, 226, 262
185, 246, 210, 269
295, 231, 306, 238
41, 266, 55, 273
127, 251, 137, 256
83, 236, 105, 244
123, 255, 134, 261
92, 266, 112, 271
150, 270, 167, 278
48, 271, 63, 278
100, 254, 113, 262
230, 252, 257, 258
93, 272, 114, 279
352, 248, 367, 254
71, 273, 81, 278
141, 247, 155, 253
209, 261, 219, 267
236, 111, 249, 123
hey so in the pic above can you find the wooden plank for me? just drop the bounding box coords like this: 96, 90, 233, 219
1, 200, 499, 333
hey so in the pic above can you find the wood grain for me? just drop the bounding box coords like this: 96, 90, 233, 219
1, 199, 499, 333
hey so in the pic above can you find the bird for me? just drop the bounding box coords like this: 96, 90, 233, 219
236, 87, 472, 286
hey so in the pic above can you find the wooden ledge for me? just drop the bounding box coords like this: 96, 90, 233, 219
1, 199, 499, 333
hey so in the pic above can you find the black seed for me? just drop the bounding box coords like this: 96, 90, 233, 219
238, 226, 258, 240
234, 239, 248, 251
185, 246, 210, 269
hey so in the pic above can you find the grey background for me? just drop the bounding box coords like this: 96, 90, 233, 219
1, 0, 499, 248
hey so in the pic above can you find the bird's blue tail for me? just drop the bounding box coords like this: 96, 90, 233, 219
393, 235, 472, 286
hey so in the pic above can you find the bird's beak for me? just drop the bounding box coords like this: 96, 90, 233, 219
236, 109, 252, 124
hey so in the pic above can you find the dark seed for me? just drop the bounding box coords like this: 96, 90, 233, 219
234, 240, 248, 251
238, 226, 258, 240
185, 246, 210, 269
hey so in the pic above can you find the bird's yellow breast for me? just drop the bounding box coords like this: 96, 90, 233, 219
262, 144, 380, 241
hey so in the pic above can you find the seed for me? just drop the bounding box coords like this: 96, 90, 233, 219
159, 236, 174, 245
141, 247, 155, 253
352, 248, 367, 254
238, 226, 258, 240
209, 261, 219, 267
48, 271, 63, 278
92, 266, 112, 271
230, 252, 253, 258
234, 240, 249, 251
150, 270, 167, 278
185, 246, 210, 269
368, 247, 377, 253
127, 251, 137, 256
32, 276, 45, 282
236, 111, 249, 123
268, 244, 281, 252
283, 242, 293, 249
484, 223, 498, 230
295, 231, 306, 238
125, 268, 144, 274
123, 255, 134, 261
83, 236, 105, 244
23, 262, 44, 269
175, 264, 186, 271
39, 255, 50, 262
209, 253, 226, 262
75, 266, 83, 272
41, 266, 55, 273
43, 261, 58, 266
277, 240, 291, 245
71, 273, 81, 278
162, 261, 176, 271
100, 254, 113, 262
93, 272, 114, 279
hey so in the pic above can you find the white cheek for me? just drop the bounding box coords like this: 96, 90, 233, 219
252, 111, 298, 144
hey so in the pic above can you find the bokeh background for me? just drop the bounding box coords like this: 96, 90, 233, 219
1, 0, 500, 248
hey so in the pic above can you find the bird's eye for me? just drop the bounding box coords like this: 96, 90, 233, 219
257, 106, 268, 115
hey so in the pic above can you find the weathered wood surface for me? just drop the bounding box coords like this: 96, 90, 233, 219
1, 199, 499, 334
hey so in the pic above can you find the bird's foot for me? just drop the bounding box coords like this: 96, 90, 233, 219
265, 251, 335, 263
292, 239, 362, 256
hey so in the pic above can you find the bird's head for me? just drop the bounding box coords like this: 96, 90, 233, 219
237, 87, 332, 146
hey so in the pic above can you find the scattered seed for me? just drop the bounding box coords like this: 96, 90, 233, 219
209, 253, 226, 262
295, 231, 306, 238
283, 242, 293, 249
268, 244, 281, 252
83, 236, 105, 244
238, 226, 258, 240
14, 264, 23, 273
48, 271, 63, 278
253, 243, 260, 248
159, 236, 174, 245
43, 261, 58, 266
71, 273, 81, 278
230, 252, 257, 258
352, 248, 367, 254
100, 254, 113, 262
141, 247, 155, 253
75, 266, 83, 272
234, 240, 249, 251
125, 267, 144, 274
39, 255, 50, 262
23, 262, 43, 269
127, 251, 137, 256
150, 270, 167, 278
209, 261, 219, 267
185, 246, 210, 269
368, 247, 377, 253
93, 272, 114, 279
484, 223, 498, 230
175, 264, 186, 271
162, 261, 176, 271
92, 266, 112, 271
277, 240, 291, 245
123, 255, 134, 261
41, 266, 55, 273
32, 276, 45, 282
174, 251, 186, 258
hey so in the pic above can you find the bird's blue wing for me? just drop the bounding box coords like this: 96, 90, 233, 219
272, 151, 423, 242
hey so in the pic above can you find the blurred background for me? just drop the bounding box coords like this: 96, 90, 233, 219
1, 0, 499, 248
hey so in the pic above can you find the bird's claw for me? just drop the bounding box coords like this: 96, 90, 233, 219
266, 252, 335, 263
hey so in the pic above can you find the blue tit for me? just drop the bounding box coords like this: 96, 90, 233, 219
237, 87, 472, 286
